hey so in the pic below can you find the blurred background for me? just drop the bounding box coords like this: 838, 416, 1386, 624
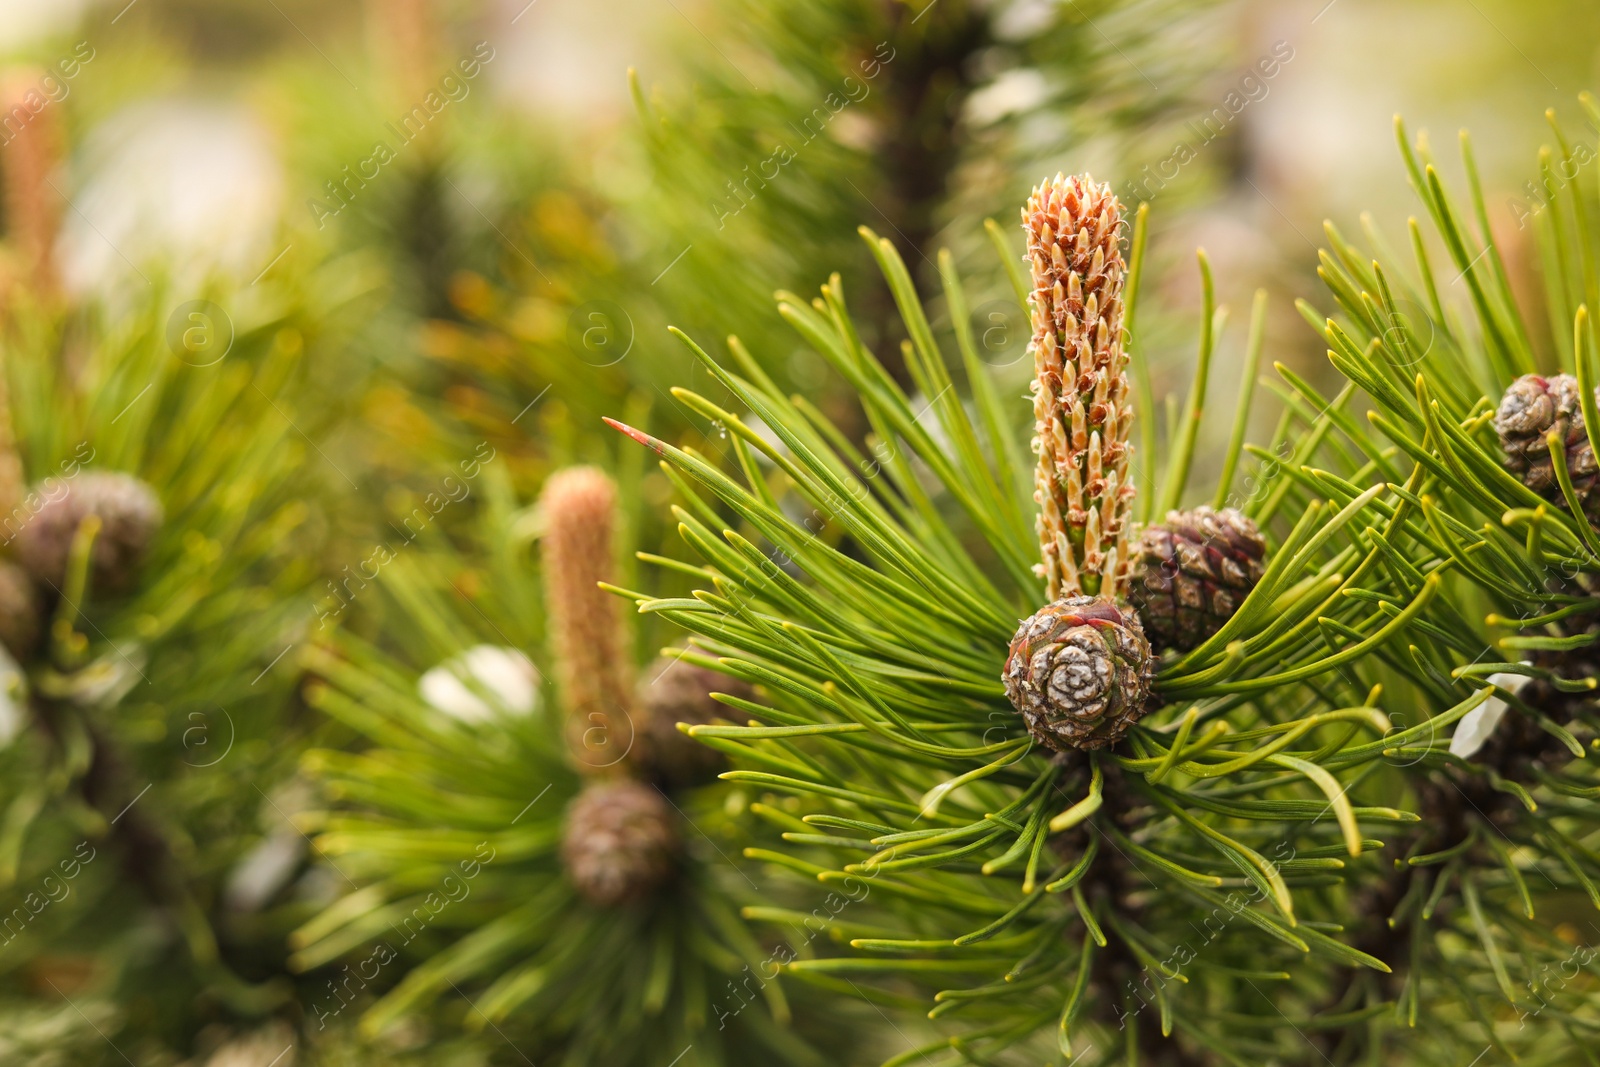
6, 0, 1597, 487
0, 0, 1597, 1063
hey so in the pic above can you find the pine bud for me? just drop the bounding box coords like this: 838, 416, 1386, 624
16, 472, 162, 594
1003, 595, 1153, 751
540, 467, 632, 769
1496, 373, 1600, 518
560, 779, 680, 906
366, 0, 440, 109
632, 654, 754, 788
0, 560, 41, 660
1023, 174, 1135, 599
1128, 506, 1266, 652
0, 360, 22, 522
0, 68, 64, 294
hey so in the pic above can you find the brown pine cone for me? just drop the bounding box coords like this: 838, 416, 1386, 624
1003, 595, 1153, 751
15, 472, 163, 594
560, 779, 680, 906
1496, 373, 1600, 517
631, 655, 753, 789
1128, 506, 1266, 653
0, 560, 40, 659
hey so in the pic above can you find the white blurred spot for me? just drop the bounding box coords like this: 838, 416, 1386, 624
967, 69, 1049, 126
419, 644, 540, 723
226, 779, 314, 912
58, 100, 283, 296
490, 0, 666, 121
1450, 669, 1531, 759
739, 413, 785, 466
0, 646, 22, 747
224, 833, 304, 913
992, 0, 1056, 41
198, 1022, 296, 1067
0, 0, 88, 49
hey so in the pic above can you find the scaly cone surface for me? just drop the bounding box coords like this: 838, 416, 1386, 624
1128, 505, 1267, 653
1024, 173, 1135, 599
560, 778, 680, 906
632, 653, 752, 788
1495, 372, 1600, 522
540, 466, 633, 771
15, 471, 163, 594
1002, 594, 1153, 750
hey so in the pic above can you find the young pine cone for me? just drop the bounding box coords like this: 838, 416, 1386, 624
0, 68, 64, 292
15, 472, 163, 594
1128, 506, 1266, 653
632, 655, 754, 789
560, 779, 680, 906
1023, 174, 1136, 600
1496, 373, 1600, 519
540, 467, 632, 769
1003, 596, 1153, 751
